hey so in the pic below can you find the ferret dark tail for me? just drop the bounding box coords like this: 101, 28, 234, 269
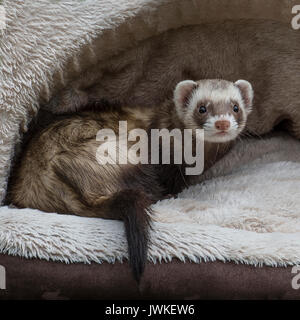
102, 189, 152, 282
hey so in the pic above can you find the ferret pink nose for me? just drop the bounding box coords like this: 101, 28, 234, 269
215, 120, 230, 131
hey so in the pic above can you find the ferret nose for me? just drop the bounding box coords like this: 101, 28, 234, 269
215, 120, 230, 131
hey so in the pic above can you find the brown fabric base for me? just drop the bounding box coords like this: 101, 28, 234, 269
0, 254, 299, 300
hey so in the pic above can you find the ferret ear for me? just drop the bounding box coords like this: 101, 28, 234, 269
234, 80, 254, 112
174, 80, 198, 109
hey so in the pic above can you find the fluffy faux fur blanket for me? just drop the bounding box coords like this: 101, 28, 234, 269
1, 133, 300, 266
1, 1, 300, 267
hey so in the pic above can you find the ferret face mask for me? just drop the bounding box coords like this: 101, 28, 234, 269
174, 79, 253, 143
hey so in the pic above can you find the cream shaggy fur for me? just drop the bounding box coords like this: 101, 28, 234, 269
1, 133, 300, 266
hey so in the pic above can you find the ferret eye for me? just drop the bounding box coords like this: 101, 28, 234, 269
233, 105, 239, 112
199, 106, 207, 113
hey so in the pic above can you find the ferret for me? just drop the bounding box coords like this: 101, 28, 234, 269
7, 79, 253, 282
48, 21, 300, 141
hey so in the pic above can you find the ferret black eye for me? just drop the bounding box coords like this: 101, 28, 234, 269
199, 106, 207, 113
233, 105, 239, 112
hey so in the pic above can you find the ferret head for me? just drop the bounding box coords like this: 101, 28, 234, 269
174, 79, 253, 143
